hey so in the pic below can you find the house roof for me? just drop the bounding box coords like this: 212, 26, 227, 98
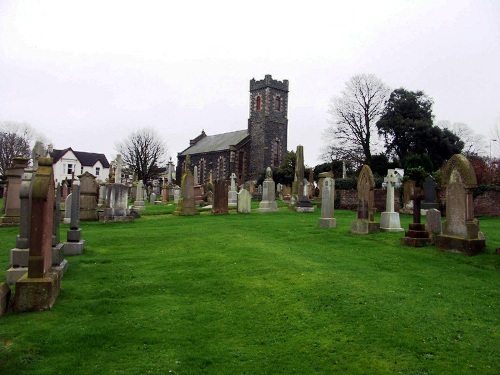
180, 129, 249, 156
51, 148, 110, 168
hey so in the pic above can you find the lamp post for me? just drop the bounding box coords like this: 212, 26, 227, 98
490, 139, 498, 160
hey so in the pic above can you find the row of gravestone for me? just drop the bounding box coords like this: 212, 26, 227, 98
1, 157, 85, 317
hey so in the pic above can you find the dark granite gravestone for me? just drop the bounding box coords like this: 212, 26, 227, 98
422, 175, 439, 210
401, 188, 430, 247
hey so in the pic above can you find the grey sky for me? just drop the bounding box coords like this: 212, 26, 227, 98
1, 0, 499, 167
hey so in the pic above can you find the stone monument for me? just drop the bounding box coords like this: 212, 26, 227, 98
318, 177, 336, 228
401, 188, 431, 247
134, 181, 145, 210
14, 157, 61, 312
259, 167, 279, 213
78, 172, 99, 221
237, 189, 252, 214
422, 175, 439, 210
52, 182, 68, 275
435, 154, 485, 255
350, 165, 379, 234
228, 173, 238, 207
0, 157, 30, 225
64, 180, 85, 255
173, 156, 199, 216
380, 169, 404, 232
212, 180, 229, 214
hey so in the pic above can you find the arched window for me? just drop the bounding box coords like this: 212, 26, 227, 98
275, 96, 281, 111
256, 95, 262, 111
217, 157, 225, 180
273, 140, 280, 167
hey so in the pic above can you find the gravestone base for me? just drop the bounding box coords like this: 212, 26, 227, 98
0, 283, 11, 317
296, 196, 314, 213
80, 209, 98, 221
172, 198, 200, 216
14, 270, 61, 313
67, 228, 81, 242
6, 267, 27, 285
258, 201, 278, 213
0, 214, 21, 226
98, 213, 135, 223
318, 217, 337, 228
134, 201, 145, 211
350, 220, 380, 234
422, 202, 439, 210
64, 240, 85, 255
435, 235, 485, 256
63, 218, 71, 224
380, 212, 404, 232
52, 243, 68, 276
401, 223, 430, 247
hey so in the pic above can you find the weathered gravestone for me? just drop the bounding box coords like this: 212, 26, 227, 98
317, 171, 334, 209
52, 182, 68, 274
401, 187, 430, 247
350, 165, 379, 234
14, 157, 61, 312
65, 180, 85, 255
259, 167, 279, 213
401, 179, 416, 214
134, 181, 145, 210
79, 172, 98, 221
212, 180, 229, 214
435, 154, 485, 255
173, 156, 199, 216
318, 177, 336, 228
293, 145, 314, 212
63, 192, 72, 224
425, 208, 442, 243
0, 157, 30, 225
380, 169, 404, 232
6, 167, 34, 284
228, 173, 238, 207
150, 192, 157, 205
237, 189, 251, 214
422, 175, 439, 210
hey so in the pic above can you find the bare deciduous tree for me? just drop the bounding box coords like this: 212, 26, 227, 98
115, 127, 168, 184
438, 120, 487, 157
0, 122, 34, 176
322, 74, 389, 168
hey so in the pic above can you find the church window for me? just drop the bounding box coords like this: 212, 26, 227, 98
275, 96, 281, 111
256, 95, 262, 111
217, 157, 225, 180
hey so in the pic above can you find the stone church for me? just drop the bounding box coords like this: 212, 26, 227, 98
176, 75, 289, 185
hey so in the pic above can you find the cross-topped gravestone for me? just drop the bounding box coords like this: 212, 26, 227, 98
65, 180, 85, 254
380, 169, 403, 232
401, 187, 431, 247
173, 156, 199, 216
114, 154, 123, 184
228, 172, 237, 207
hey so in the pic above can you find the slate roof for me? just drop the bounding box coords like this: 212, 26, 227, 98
180, 129, 249, 156
51, 148, 110, 168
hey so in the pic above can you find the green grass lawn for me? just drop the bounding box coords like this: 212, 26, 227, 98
0, 204, 499, 375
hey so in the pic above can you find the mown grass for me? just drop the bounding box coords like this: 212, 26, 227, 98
0, 204, 499, 374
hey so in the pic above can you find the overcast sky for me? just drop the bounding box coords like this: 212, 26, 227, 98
1, 0, 499, 167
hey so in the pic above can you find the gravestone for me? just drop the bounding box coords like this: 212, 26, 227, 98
425, 208, 442, 243
134, 181, 145, 210
63, 193, 72, 224
317, 171, 333, 208
237, 189, 251, 213
228, 173, 238, 207
150, 192, 157, 205
173, 186, 180, 204
206, 190, 213, 206
350, 165, 379, 234
380, 169, 404, 232
294, 147, 314, 212
65, 180, 85, 254
318, 177, 336, 228
290, 145, 305, 208
79, 172, 98, 221
259, 167, 279, 213
173, 156, 199, 216
6, 168, 34, 284
212, 180, 229, 214
0, 283, 10, 317
162, 184, 169, 204
62, 181, 68, 201
436, 154, 485, 255
422, 175, 439, 210
14, 157, 61, 312
0, 157, 30, 225
100, 182, 133, 222
98, 182, 106, 208
52, 182, 68, 275
401, 188, 430, 247
114, 154, 123, 183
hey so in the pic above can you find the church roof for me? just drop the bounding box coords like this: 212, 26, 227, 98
180, 129, 249, 155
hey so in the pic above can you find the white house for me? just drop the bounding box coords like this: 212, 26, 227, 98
49, 146, 110, 184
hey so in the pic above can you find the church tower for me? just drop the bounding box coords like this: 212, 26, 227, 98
248, 75, 289, 180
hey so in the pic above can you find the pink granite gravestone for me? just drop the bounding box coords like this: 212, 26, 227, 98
14, 157, 61, 312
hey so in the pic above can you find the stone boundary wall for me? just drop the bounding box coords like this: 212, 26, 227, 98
338, 188, 500, 216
